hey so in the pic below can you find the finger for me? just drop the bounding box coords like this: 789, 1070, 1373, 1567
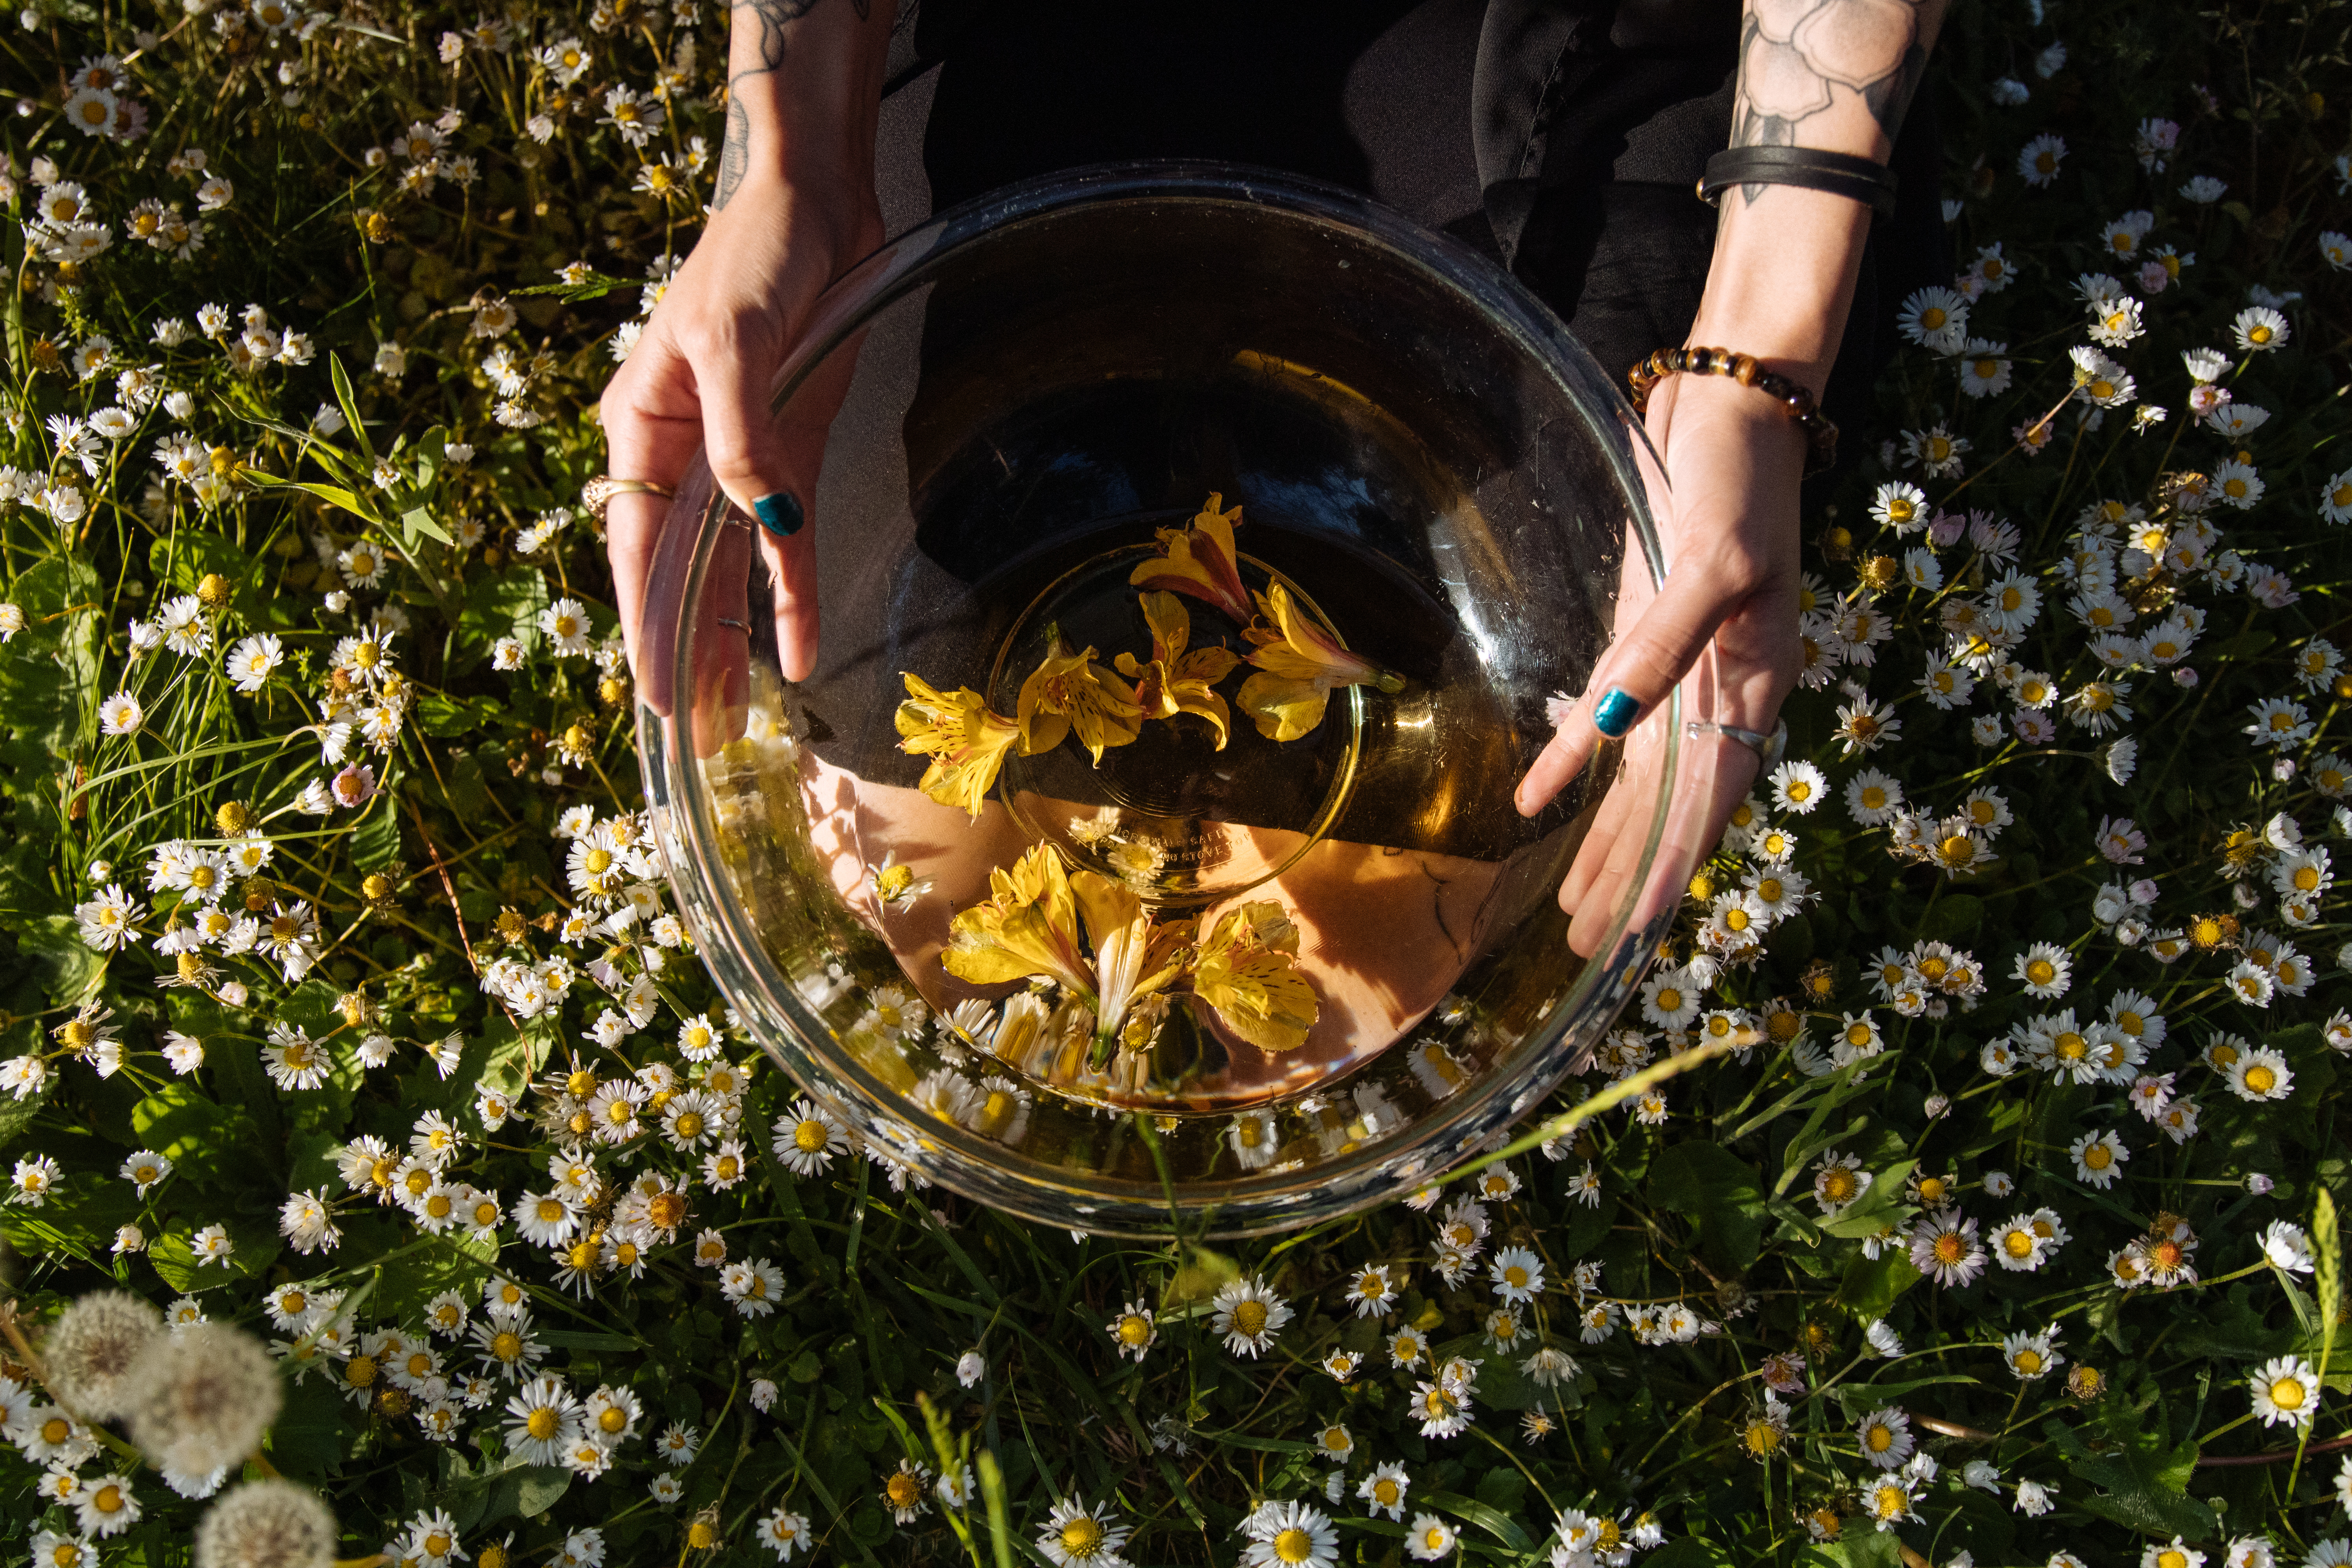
601, 345, 711, 704
1517, 543, 1760, 815
605, 489, 674, 693
696, 309, 806, 559
756, 338, 862, 683
684, 513, 757, 759
762, 515, 822, 684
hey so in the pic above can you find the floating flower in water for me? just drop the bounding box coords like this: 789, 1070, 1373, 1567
1126, 491, 1252, 624
895, 673, 1020, 820
863, 851, 932, 914
1017, 628, 1144, 765
1191, 900, 1318, 1054
1236, 582, 1404, 742
939, 845, 1192, 1062
1114, 591, 1241, 748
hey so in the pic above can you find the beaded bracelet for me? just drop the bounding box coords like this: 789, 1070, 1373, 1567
1625, 345, 1841, 476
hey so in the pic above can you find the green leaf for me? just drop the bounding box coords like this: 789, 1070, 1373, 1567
147, 1229, 201, 1292
458, 565, 552, 657
1648, 1141, 1766, 1275
0, 1090, 46, 1149
419, 692, 504, 738
267, 1376, 349, 1483
16, 914, 105, 1005
377, 1231, 498, 1322
514, 270, 639, 301
1422, 1491, 1535, 1552
2046, 1392, 2217, 1540
1835, 1249, 1923, 1322
476, 1015, 534, 1100
352, 797, 403, 870
1921, 893, 1983, 943
1797, 1533, 1901, 1568
247, 474, 379, 524
330, 352, 373, 462
2316, 1187, 2341, 1379
401, 504, 451, 548
1817, 1159, 1918, 1240
481, 1465, 572, 1526
130, 1082, 251, 1188
0, 553, 102, 752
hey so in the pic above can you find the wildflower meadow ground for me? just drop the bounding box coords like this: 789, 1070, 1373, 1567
0, 1, 2349, 1566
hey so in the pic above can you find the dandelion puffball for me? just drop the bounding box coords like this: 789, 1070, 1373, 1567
127, 1321, 284, 1476
42, 1289, 163, 1419
193, 1479, 338, 1568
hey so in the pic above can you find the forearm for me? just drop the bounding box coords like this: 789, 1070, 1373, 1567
1689, 0, 1951, 392
715, 0, 895, 211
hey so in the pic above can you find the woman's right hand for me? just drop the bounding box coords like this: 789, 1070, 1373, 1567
599, 0, 895, 712
600, 170, 884, 713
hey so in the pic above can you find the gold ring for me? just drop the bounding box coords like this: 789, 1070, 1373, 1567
582, 475, 677, 519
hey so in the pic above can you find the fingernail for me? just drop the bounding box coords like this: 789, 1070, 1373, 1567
753, 491, 804, 538
1591, 688, 1641, 739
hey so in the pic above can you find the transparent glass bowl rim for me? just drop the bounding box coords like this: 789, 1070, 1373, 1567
643, 161, 1681, 1232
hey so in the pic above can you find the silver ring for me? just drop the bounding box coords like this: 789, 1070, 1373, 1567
715, 617, 749, 631
1687, 717, 1786, 772
724, 514, 753, 531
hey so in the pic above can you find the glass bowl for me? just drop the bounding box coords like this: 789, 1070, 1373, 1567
638, 164, 1696, 1237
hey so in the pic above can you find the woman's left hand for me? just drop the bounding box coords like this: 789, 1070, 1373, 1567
1515, 368, 1809, 957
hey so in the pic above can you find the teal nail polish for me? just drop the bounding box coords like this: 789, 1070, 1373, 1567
753, 492, 804, 538
1592, 688, 1640, 738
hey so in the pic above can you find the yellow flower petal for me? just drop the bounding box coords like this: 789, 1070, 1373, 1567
1193, 901, 1318, 1053
895, 673, 1020, 820
1018, 632, 1144, 764
1236, 583, 1400, 742
1115, 590, 1241, 748
1126, 492, 1254, 623
940, 844, 1094, 995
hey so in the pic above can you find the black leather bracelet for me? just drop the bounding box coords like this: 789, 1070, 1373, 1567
1699, 146, 1899, 221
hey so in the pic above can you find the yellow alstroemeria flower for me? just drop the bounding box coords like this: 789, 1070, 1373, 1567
1192, 900, 1318, 1053
1074, 872, 1195, 1066
895, 673, 1020, 820
1236, 582, 1404, 742
1127, 492, 1254, 624
1017, 630, 1145, 764
940, 845, 1194, 1063
1113, 590, 1241, 749
941, 844, 1097, 998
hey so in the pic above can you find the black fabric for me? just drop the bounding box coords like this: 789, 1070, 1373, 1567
883, 0, 1951, 489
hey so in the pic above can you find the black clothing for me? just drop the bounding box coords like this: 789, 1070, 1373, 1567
875, 0, 1949, 464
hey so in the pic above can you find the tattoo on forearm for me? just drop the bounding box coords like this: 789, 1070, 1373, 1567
1731, 0, 1933, 172
716, 95, 753, 209
713, 0, 870, 209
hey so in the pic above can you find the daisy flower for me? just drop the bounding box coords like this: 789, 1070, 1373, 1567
1358, 1461, 1411, 1521
2070, 1129, 2129, 1188
1908, 1213, 1986, 1287
2232, 306, 2289, 352
1854, 1406, 1915, 1469
2250, 1356, 2318, 1428
2017, 132, 2067, 185
1106, 1301, 1156, 1362
1038, 1496, 1129, 1568
1210, 1277, 1291, 1359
